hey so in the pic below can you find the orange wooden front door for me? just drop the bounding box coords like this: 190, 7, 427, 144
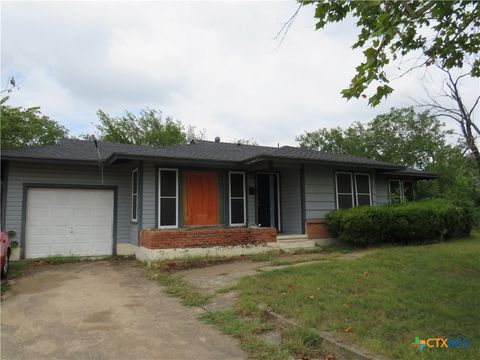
184, 171, 219, 226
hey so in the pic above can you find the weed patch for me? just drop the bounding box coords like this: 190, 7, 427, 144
146, 265, 211, 306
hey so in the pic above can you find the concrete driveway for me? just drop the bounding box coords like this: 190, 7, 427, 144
1, 260, 245, 360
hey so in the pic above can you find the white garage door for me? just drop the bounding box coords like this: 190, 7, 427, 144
25, 188, 114, 258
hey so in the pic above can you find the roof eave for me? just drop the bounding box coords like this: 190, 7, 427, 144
105, 153, 243, 168
381, 170, 439, 179
0, 155, 100, 166
243, 155, 404, 171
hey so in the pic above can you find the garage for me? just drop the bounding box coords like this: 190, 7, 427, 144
25, 188, 114, 258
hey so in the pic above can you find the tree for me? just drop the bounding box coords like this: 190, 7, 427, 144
297, 107, 479, 202
0, 97, 68, 148
416, 145, 480, 204
234, 138, 259, 145
0, 77, 20, 95
298, 1, 480, 105
296, 107, 450, 169
417, 66, 480, 172
87, 108, 203, 146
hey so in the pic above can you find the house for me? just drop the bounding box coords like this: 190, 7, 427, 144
0, 138, 436, 260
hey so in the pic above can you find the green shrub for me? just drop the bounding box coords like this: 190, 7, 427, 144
325, 199, 476, 246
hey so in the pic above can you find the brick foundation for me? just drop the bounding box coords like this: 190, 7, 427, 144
140, 227, 277, 249
305, 219, 333, 240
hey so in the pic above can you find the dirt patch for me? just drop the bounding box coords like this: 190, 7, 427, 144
9, 271, 79, 295
83, 310, 113, 323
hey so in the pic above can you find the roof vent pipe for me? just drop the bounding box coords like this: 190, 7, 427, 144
215, 136, 221, 143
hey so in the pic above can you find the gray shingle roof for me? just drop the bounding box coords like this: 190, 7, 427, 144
2, 138, 413, 171
112, 140, 279, 162
110, 141, 402, 168
1, 139, 153, 162
254, 145, 401, 168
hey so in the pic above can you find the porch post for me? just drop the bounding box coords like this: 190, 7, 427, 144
268, 161, 275, 229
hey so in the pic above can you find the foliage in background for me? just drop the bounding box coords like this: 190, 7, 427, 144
416, 147, 480, 203
0, 97, 68, 148
417, 66, 480, 173
299, 1, 480, 105
297, 107, 450, 169
297, 107, 480, 203
325, 199, 476, 246
233, 138, 259, 146
83, 108, 204, 146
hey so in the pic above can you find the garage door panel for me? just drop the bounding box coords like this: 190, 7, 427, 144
93, 225, 111, 235
72, 208, 92, 218
71, 225, 92, 235
28, 206, 50, 220
47, 225, 70, 236
26, 188, 114, 258
29, 225, 50, 235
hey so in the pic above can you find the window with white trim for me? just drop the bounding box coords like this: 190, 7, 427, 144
389, 179, 414, 204
335, 172, 354, 209
229, 172, 246, 225
335, 172, 372, 209
354, 173, 372, 206
131, 168, 138, 222
159, 169, 178, 228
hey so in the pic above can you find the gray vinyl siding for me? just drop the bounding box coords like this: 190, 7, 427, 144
304, 165, 336, 219
304, 165, 385, 218
375, 174, 390, 205
142, 162, 157, 228
280, 168, 302, 234
5, 161, 136, 247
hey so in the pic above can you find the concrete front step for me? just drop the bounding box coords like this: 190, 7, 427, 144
270, 239, 317, 251
276, 234, 308, 241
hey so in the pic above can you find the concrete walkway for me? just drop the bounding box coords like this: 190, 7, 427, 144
1, 260, 245, 360
174, 252, 334, 295
175, 251, 371, 311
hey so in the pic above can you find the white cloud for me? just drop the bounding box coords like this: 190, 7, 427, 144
2, 1, 478, 145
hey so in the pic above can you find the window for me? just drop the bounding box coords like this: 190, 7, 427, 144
335, 172, 354, 209
355, 173, 372, 206
389, 179, 414, 204
131, 168, 138, 222
229, 172, 246, 225
159, 169, 178, 228
335, 172, 372, 209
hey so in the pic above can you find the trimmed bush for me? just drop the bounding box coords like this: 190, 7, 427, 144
325, 199, 476, 246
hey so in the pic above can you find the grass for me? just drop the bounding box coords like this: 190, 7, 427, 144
149, 255, 247, 272
1, 259, 33, 293
231, 235, 480, 360
146, 263, 211, 306
201, 310, 326, 360
250, 252, 280, 262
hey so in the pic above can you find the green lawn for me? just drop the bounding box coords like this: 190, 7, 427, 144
231, 236, 479, 359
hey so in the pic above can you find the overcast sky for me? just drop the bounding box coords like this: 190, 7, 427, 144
2, 1, 478, 146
